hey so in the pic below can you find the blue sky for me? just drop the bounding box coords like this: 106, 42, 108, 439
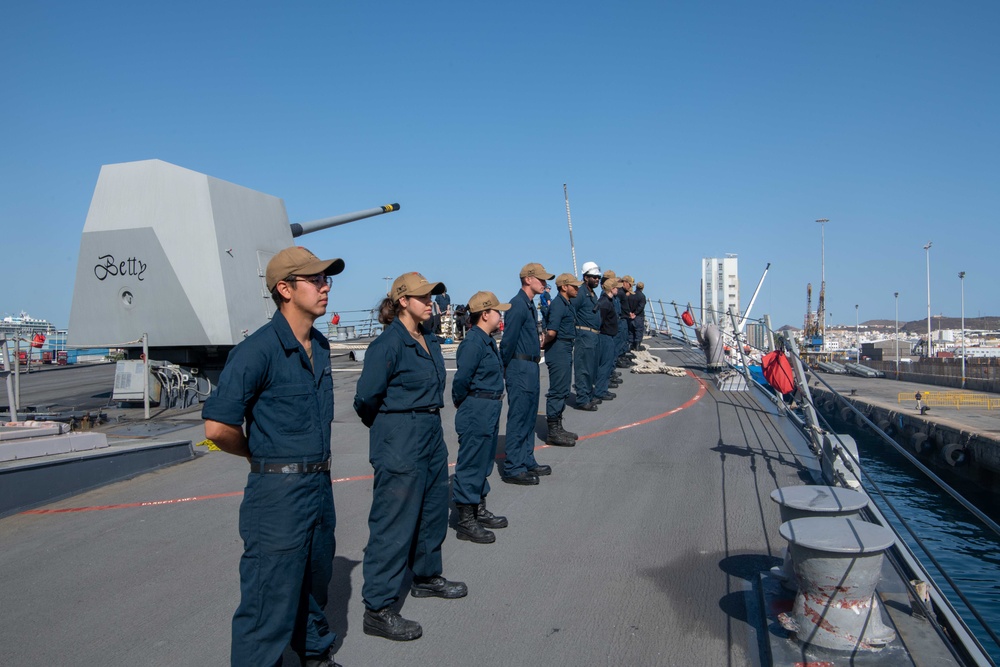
2, 1, 997, 331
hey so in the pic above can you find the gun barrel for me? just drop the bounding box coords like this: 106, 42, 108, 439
290, 203, 400, 238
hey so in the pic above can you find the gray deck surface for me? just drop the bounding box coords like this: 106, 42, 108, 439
0, 342, 816, 666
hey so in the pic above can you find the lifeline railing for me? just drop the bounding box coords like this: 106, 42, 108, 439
762, 324, 998, 665
646, 302, 999, 665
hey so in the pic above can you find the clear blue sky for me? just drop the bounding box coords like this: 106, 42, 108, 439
2, 1, 997, 331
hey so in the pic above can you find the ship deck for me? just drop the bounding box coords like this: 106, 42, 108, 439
0, 341, 956, 666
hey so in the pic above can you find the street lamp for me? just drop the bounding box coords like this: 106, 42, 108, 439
894, 292, 899, 380
959, 271, 966, 389
855, 304, 860, 363
924, 241, 933, 358
382, 276, 391, 294
817, 219, 829, 344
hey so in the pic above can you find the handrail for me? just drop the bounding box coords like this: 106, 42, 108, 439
774, 332, 1000, 664
677, 310, 1000, 665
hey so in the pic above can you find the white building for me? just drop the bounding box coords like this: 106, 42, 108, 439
701, 254, 740, 333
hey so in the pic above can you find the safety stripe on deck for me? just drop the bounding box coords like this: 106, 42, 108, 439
20, 371, 707, 516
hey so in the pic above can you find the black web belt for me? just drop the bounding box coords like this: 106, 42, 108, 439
468, 390, 504, 400
513, 353, 541, 363
250, 459, 331, 474
575, 326, 598, 333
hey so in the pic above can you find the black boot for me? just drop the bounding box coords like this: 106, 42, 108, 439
477, 499, 508, 529
558, 416, 578, 440
455, 504, 495, 543
363, 607, 423, 641
411, 575, 468, 598
546, 418, 576, 447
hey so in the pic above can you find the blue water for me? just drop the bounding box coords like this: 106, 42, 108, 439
852, 430, 1000, 662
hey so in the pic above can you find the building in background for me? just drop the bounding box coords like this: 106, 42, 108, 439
745, 321, 770, 351
701, 254, 740, 333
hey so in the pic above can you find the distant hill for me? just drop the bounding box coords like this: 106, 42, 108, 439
776, 316, 998, 332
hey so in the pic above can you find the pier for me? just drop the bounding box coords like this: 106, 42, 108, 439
809, 371, 1000, 489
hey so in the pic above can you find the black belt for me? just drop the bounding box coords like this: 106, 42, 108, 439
513, 353, 541, 363
250, 459, 331, 474
385, 407, 440, 415
575, 326, 598, 333
468, 390, 504, 400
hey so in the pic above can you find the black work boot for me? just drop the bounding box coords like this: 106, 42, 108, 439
411, 575, 468, 599
455, 504, 495, 543
546, 418, 576, 447
477, 499, 508, 529
303, 651, 342, 667
363, 607, 423, 641
558, 416, 578, 440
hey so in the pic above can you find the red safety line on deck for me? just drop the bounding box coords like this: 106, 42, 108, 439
21, 372, 706, 515
573, 370, 706, 444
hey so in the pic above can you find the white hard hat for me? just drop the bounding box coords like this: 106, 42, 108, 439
581, 261, 601, 277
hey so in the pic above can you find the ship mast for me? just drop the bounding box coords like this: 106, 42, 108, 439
564, 184, 578, 277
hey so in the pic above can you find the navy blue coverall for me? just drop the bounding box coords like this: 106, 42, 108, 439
353, 318, 449, 611
615, 290, 630, 358
452, 326, 505, 505
202, 310, 336, 667
596, 291, 619, 396
499, 290, 542, 477
571, 285, 601, 406
629, 289, 647, 349
544, 293, 576, 419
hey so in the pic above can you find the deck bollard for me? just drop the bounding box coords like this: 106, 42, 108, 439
778, 517, 897, 652
769, 485, 869, 589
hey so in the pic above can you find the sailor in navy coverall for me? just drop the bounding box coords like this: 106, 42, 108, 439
543, 273, 583, 445
499, 262, 555, 485
596, 277, 620, 399
616, 277, 632, 359
451, 291, 511, 542
203, 246, 343, 667
353, 271, 467, 642
572, 267, 602, 410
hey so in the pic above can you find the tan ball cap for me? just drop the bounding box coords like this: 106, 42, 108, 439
389, 272, 446, 300
602, 269, 617, 280
637, 281, 644, 290
602, 277, 619, 291
467, 291, 511, 314
266, 246, 345, 291
555, 273, 583, 288
622, 275, 634, 284
519, 262, 555, 280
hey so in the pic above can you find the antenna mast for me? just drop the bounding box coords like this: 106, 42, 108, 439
563, 183, 578, 276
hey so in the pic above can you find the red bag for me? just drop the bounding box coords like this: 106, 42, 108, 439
681, 310, 694, 326
762, 350, 795, 395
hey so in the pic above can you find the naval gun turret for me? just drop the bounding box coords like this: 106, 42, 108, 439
68, 159, 398, 390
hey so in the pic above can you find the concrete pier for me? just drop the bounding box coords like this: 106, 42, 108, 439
809, 371, 1000, 489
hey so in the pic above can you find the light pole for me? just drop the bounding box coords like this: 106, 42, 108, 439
924, 241, 933, 358
382, 276, 391, 294
817, 219, 829, 344
855, 304, 860, 363
894, 291, 899, 380
959, 271, 966, 389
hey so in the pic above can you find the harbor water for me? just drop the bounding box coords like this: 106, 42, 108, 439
850, 424, 1000, 662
